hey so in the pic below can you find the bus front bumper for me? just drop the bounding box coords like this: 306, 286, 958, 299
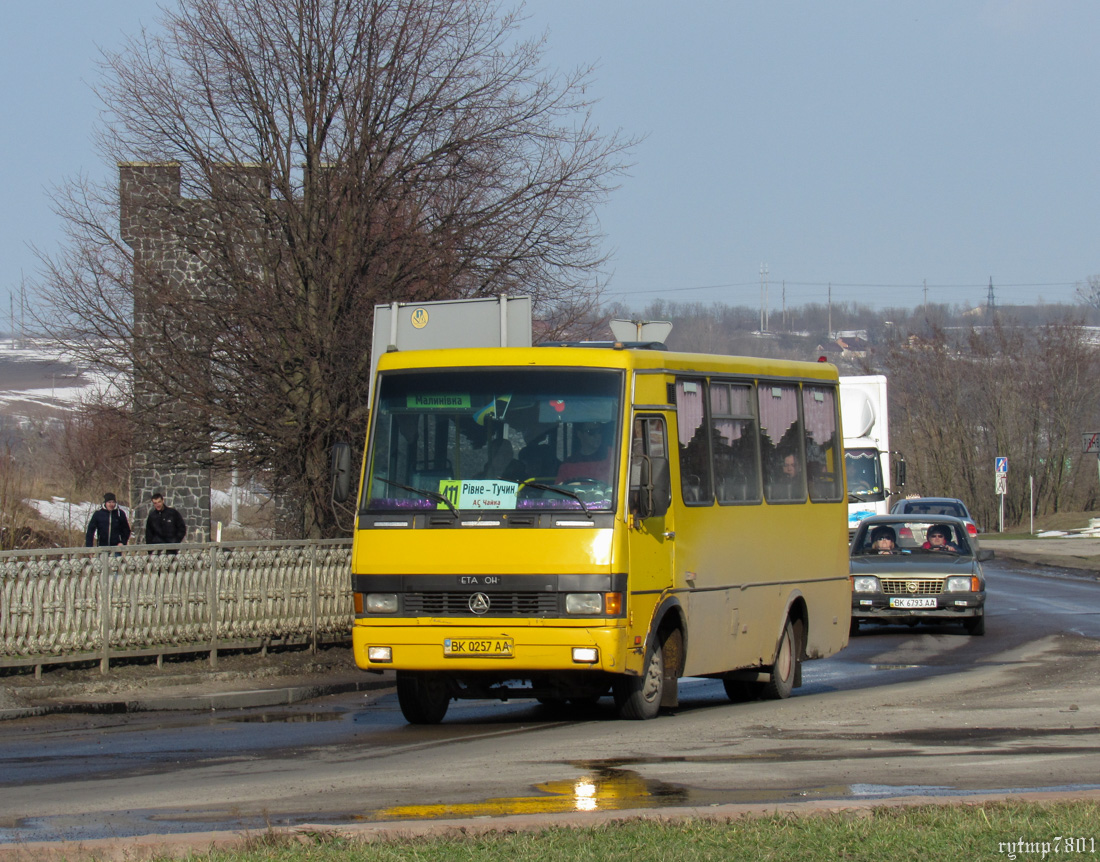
352, 621, 629, 674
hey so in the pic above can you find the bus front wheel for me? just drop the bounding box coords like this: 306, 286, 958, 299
614, 640, 664, 720
762, 618, 802, 700
396, 672, 450, 724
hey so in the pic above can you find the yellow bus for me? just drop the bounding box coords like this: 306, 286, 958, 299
338, 344, 851, 723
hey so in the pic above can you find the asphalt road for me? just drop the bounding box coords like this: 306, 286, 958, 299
1, 555, 1097, 858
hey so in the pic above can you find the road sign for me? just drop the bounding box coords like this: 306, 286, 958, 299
1084, 432, 1100, 454
996, 475, 1007, 495
995, 456, 1008, 475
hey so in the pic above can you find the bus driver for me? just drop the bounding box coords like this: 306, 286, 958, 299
556, 422, 613, 485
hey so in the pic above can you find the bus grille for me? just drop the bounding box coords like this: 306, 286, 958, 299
880, 579, 944, 596
404, 592, 561, 616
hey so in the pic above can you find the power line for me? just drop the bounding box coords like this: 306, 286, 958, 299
605, 278, 1081, 298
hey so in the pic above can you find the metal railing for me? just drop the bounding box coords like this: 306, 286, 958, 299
0, 539, 352, 674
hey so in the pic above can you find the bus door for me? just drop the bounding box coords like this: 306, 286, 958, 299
626, 413, 675, 635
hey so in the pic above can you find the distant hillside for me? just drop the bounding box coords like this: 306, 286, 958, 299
0, 342, 103, 422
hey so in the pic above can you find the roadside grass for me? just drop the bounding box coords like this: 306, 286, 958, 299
162, 800, 1099, 861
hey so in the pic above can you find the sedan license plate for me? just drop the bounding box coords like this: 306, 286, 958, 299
443, 637, 514, 658
889, 597, 937, 609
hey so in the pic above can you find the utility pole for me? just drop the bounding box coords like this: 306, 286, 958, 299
987, 277, 995, 315
759, 263, 770, 331
923, 279, 928, 307
764, 265, 769, 331
827, 282, 833, 339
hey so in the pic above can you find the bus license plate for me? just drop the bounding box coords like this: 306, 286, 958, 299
444, 637, 514, 658
889, 597, 937, 609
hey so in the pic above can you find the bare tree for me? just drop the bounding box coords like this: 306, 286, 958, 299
34, 0, 633, 537
1075, 274, 1100, 310
56, 395, 135, 500
886, 321, 1100, 530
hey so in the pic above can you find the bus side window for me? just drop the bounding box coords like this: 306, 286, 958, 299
803, 385, 843, 502
711, 382, 760, 504
759, 383, 806, 503
675, 378, 712, 505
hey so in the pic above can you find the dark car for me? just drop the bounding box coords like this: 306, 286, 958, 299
849, 514, 992, 636
890, 496, 980, 542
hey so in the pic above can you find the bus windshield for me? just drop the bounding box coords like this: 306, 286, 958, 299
363, 368, 623, 514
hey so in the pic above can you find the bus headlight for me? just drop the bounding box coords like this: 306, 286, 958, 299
572, 647, 599, 663
852, 576, 880, 593
566, 593, 603, 615
366, 593, 399, 613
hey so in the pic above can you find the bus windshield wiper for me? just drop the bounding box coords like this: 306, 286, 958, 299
519, 481, 591, 518
376, 477, 459, 518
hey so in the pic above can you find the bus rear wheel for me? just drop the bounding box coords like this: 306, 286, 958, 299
761, 618, 802, 700
396, 672, 450, 724
613, 640, 664, 720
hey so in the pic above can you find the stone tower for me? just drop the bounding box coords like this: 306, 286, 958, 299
118, 162, 235, 542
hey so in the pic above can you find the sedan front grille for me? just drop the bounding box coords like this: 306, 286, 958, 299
404, 591, 560, 616
880, 579, 944, 596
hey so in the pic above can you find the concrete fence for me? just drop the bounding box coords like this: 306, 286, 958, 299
0, 539, 352, 674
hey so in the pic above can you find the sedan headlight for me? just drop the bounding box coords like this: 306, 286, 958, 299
946, 576, 980, 593
852, 575, 881, 593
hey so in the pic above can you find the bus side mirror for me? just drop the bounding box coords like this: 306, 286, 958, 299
894, 456, 906, 489
331, 441, 352, 504
631, 454, 670, 520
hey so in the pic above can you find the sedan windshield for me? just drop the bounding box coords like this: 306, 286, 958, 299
854, 521, 973, 556
362, 368, 623, 514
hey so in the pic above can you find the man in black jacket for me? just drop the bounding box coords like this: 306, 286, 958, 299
145, 492, 187, 551
85, 493, 132, 548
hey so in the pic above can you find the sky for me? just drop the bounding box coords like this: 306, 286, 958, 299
2, 1, 1098, 316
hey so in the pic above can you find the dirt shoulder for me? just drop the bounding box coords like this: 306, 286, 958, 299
981, 534, 1100, 575
0, 644, 371, 714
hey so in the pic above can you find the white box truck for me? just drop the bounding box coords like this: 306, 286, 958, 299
840, 375, 905, 536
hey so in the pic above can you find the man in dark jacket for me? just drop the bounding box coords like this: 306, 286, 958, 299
85, 493, 132, 548
145, 492, 187, 550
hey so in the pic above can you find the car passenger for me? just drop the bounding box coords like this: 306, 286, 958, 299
868, 525, 898, 554
922, 524, 959, 553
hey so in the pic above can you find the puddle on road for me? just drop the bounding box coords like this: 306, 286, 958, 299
220, 711, 344, 723
366, 766, 858, 821
369, 767, 687, 820
851, 783, 1100, 799
364, 756, 1100, 822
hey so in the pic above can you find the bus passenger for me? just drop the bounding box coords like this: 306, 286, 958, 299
480, 438, 525, 482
